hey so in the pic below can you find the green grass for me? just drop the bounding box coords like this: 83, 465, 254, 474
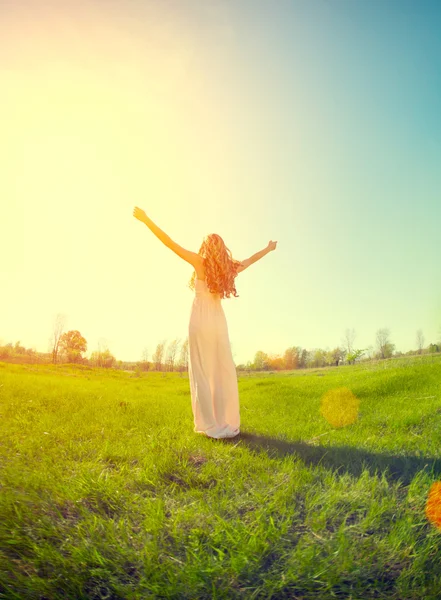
1, 357, 441, 599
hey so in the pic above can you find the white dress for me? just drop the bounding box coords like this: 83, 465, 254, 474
188, 278, 240, 438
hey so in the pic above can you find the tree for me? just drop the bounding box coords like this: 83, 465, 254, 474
165, 339, 180, 372
324, 347, 344, 367
365, 345, 375, 360
267, 354, 284, 371
346, 348, 367, 365
298, 348, 309, 369
283, 346, 299, 370
342, 328, 356, 356
152, 340, 166, 371
14, 341, 23, 355
253, 350, 269, 371
90, 348, 115, 368
178, 338, 189, 373
89, 339, 115, 368
311, 349, 327, 368
140, 347, 150, 371
416, 329, 425, 355
59, 330, 87, 363
384, 343, 395, 359
0, 343, 13, 359
50, 313, 67, 364
330, 347, 345, 366
375, 328, 394, 359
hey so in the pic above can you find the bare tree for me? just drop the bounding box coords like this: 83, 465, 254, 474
366, 345, 374, 360
152, 340, 166, 371
416, 329, 425, 355
165, 338, 180, 372
178, 337, 189, 373
342, 328, 356, 356
50, 313, 67, 364
90, 338, 115, 368
89, 338, 115, 368
376, 328, 394, 359
139, 346, 150, 371
98, 337, 110, 353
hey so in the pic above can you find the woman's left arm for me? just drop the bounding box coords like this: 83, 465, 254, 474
133, 206, 200, 267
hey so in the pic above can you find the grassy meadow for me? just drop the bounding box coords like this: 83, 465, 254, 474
1, 357, 441, 599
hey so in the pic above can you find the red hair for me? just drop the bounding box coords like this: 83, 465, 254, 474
188, 234, 242, 299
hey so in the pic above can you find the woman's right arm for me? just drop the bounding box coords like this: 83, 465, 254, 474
237, 241, 277, 273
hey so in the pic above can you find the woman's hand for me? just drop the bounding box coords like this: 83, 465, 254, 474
133, 206, 148, 223
267, 240, 278, 251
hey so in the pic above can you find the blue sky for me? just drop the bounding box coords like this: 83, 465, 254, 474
1, 0, 440, 364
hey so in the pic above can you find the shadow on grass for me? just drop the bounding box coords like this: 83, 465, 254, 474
218, 431, 441, 486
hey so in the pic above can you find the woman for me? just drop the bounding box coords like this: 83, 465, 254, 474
133, 206, 277, 439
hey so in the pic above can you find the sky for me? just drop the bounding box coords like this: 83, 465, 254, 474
1, 0, 441, 365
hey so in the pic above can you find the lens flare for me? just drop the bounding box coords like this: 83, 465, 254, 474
425, 481, 441, 530
320, 387, 360, 428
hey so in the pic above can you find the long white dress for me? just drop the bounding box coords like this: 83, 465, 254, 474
188, 278, 240, 438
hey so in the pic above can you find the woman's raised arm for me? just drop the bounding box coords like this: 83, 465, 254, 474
237, 241, 277, 273
133, 206, 201, 267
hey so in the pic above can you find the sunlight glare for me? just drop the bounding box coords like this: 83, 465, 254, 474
320, 387, 360, 428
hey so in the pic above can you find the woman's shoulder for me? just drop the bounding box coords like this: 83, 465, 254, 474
194, 255, 205, 279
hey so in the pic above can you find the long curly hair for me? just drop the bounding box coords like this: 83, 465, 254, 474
188, 234, 243, 299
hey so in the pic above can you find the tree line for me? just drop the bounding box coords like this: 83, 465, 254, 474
0, 319, 439, 372
236, 328, 440, 371
0, 314, 190, 372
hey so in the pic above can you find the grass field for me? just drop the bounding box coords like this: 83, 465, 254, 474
1, 357, 441, 599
